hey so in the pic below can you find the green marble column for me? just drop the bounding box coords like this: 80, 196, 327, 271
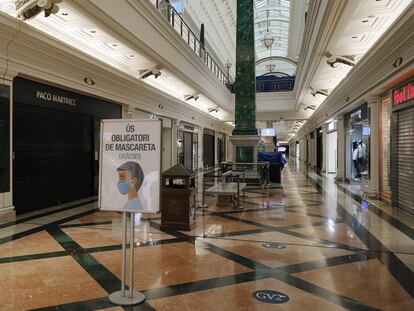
233, 0, 257, 136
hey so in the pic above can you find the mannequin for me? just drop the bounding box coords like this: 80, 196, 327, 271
358, 140, 367, 174
353, 141, 361, 179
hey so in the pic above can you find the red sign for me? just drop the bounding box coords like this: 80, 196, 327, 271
392, 80, 414, 106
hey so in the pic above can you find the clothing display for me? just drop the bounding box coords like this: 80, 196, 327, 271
353, 141, 361, 179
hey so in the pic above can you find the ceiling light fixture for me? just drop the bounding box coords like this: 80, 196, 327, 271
262, 10, 274, 49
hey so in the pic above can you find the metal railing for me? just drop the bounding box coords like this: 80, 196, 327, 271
256, 78, 295, 93
221, 162, 271, 189
152, 0, 230, 86
227, 77, 295, 94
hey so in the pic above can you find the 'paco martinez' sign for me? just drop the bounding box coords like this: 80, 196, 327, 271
36, 90, 76, 107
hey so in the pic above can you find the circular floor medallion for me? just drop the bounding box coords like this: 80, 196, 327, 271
252, 290, 290, 304
267, 217, 285, 221
262, 243, 286, 249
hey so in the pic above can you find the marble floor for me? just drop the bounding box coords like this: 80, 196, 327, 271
0, 162, 413, 310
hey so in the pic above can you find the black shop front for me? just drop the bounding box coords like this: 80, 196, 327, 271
13, 77, 121, 214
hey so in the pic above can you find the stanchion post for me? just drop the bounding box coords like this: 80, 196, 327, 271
241, 170, 247, 199
129, 213, 135, 298
237, 174, 240, 209
121, 212, 127, 297
108, 212, 145, 306
198, 173, 208, 209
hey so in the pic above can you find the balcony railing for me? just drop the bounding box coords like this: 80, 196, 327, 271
151, 0, 230, 86
227, 76, 295, 93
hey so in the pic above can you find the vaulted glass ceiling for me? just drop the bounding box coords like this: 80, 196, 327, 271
254, 0, 290, 58
254, 0, 294, 76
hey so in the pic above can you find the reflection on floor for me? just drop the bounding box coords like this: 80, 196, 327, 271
0, 162, 413, 310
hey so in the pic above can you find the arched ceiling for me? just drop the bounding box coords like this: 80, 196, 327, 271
254, 0, 309, 76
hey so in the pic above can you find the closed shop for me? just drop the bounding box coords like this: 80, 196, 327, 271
203, 128, 215, 168
13, 77, 121, 213
390, 79, 414, 215
177, 123, 198, 171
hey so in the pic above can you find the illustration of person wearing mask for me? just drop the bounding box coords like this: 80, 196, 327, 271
117, 161, 145, 211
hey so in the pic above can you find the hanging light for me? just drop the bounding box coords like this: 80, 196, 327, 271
262, 10, 274, 49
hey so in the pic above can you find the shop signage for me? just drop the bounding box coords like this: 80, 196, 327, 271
252, 290, 290, 304
392, 80, 414, 107
36, 90, 76, 107
99, 119, 161, 213
14, 77, 121, 119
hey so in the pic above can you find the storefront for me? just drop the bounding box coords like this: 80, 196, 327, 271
217, 132, 226, 164
327, 120, 337, 174
133, 110, 173, 172
316, 127, 323, 172
390, 79, 414, 214
203, 128, 215, 168
0, 84, 11, 211
12, 77, 121, 213
345, 104, 370, 184
178, 122, 198, 171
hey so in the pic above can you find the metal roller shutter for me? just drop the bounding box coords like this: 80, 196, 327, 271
13, 104, 93, 213
396, 107, 414, 214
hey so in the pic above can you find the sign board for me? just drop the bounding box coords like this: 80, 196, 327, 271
261, 128, 276, 137
99, 119, 161, 213
392, 80, 414, 107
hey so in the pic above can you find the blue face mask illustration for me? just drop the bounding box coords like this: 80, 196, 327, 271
117, 180, 131, 194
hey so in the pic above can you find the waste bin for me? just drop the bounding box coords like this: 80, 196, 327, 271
161, 164, 196, 231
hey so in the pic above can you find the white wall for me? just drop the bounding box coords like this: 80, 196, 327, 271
327, 131, 337, 173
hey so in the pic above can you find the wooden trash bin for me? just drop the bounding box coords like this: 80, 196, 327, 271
161, 164, 196, 231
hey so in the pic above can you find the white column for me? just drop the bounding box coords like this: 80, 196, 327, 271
364, 96, 380, 199
0, 82, 15, 222
322, 125, 328, 173
198, 127, 204, 170
313, 129, 318, 169
214, 130, 219, 166
171, 119, 179, 166
336, 115, 345, 181
122, 104, 135, 119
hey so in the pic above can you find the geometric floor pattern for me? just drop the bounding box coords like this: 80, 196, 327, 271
0, 163, 413, 310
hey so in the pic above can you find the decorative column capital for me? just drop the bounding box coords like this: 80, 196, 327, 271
365, 95, 380, 105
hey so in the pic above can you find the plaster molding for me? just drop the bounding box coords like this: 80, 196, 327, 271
0, 13, 232, 135
297, 3, 414, 138
79, 0, 233, 112
294, 0, 346, 109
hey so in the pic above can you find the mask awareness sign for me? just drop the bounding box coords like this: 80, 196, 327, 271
99, 119, 161, 213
